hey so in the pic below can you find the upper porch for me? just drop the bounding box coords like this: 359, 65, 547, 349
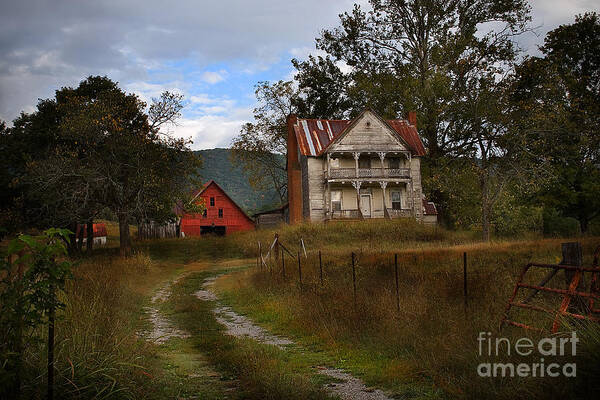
325, 150, 412, 181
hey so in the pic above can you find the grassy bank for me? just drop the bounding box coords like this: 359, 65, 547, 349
213, 236, 600, 399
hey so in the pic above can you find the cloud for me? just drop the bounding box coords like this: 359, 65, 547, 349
171, 107, 253, 150
201, 70, 227, 84
0, 0, 358, 122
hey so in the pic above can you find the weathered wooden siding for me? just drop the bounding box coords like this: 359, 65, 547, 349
409, 157, 423, 220
329, 112, 407, 153
138, 222, 178, 239
307, 157, 326, 221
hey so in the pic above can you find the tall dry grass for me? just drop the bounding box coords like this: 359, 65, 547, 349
19, 252, 181, 399
218, 237, 600, 399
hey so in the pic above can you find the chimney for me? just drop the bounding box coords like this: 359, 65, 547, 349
286, 114, 303, 224
408, 111, 417, 129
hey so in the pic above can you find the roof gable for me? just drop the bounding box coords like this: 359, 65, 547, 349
191, 180, 254, 222
326, 110, 408, 153
291, 109, 426, 157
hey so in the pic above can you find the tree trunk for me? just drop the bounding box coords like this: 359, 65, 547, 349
68, 222, 78, 254
118, 214, 131, 256
579, 217, 588, 233
480, 171, 491, 242
86, 219, 94, 252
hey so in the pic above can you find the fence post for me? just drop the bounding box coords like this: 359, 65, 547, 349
281, 247, 285, 279
258, 242, 262, 271
298, 251, 302, 289
352, 252, 357, 310
395, 254, 400, 312
463, 252, 468, 312
47, 284, 55, 400
319, 250, 323, 286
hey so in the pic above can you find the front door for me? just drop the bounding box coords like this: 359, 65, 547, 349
360, 194, 371, 218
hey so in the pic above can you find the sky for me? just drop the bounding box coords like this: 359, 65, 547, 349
0, 0, 598, 150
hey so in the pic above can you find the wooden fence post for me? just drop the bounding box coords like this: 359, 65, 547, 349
319, 250, 323, 286
395, 254, 399, 312
281, 247, 286, 279
463, 252, 468, 312
352, 252, 357, 310
298, 251, 302, 289
47, 284, 55, 400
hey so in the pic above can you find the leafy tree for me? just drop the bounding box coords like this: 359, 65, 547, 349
291, 55, 353, 119
230, 81, 294, 202
316, 0, 531, 159
513, 13, 600, 232
0, 229, 74, 397
2, 76, 200, 255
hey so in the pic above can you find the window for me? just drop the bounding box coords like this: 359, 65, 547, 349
388, 157, 402, 169
391, 191, 402, 210
331, 190, 342, 211
210, 197, 215, 207
202, 209, 207, 218
218, 208, 223, 218
330, 157, 340, 168
358, 156, 370, 169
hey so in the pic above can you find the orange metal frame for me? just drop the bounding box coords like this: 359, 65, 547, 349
500, 247, 600, 333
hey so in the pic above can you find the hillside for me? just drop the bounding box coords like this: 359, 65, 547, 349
194, 148, 284, 214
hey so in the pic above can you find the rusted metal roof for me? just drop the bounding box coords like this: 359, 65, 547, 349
422, 199, 438, 215
292, 115, 426, 157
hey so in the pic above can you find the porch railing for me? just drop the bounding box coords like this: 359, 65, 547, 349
387, 209, 413, 218
328, 167, 410, 179
331, 209, 362, 219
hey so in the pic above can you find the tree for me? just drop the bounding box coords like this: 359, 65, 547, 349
513, 13, 600, 232
230, 81, 294, 202
2, 76, 200, 255
316, 0, 531, 159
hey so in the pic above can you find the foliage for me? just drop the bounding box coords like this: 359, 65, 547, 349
315, 0, 531, 158
1, 76, 201, 255
0, 229, 74, 396
230, 81, 296, 202
512, 13, 600, 232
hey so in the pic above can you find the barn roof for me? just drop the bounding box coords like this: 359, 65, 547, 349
292, 110, 426, 157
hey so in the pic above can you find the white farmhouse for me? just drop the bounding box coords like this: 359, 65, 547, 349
286, 109, 437, 224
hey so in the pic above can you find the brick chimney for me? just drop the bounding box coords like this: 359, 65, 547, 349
408, 111, 417, 129
286, 114, 303, 224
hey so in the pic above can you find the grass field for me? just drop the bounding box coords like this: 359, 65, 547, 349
211, 223, 600, 399
2, 219, 599, 399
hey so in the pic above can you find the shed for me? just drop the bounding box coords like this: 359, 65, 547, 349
252, 203, 289, 228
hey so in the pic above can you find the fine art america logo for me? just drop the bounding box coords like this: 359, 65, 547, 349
477, 331, 578, 378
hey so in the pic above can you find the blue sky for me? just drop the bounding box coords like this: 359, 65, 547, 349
1, 0, 598, 149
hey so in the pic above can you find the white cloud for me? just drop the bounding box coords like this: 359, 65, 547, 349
201, 70, 227, 84
171, 107, 253, 150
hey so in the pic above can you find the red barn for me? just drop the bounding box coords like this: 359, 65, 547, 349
180, 180, 255, 236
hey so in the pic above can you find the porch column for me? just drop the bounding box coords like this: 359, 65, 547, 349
377, 152, 386, 177
379, 181, 387, 209
352, 180, 362, 218
353, 152, 360, 178
380, 181, 388, 218
326, 153, 331, 179
326, 181, 331, 217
